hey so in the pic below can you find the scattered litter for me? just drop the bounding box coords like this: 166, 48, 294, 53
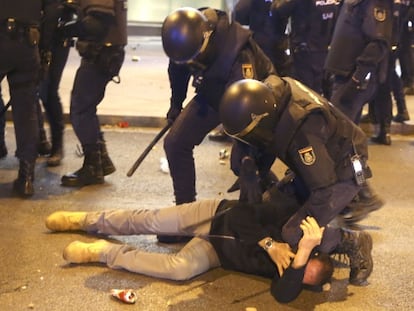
111, 289, 138, 304
117, 121, 129, 128
28, 303, 35, 309
245, 308, 257, 311
132, 56, 141, 62
160, 157, 170, 173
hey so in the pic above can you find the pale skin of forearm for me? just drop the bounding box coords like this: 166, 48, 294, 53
258, 216, 325, 275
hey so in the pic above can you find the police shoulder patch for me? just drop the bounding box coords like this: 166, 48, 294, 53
242, 64, 254, 79
374, 7, 386, 22
298, 146, 316, 165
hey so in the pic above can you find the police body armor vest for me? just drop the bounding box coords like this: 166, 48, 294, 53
325, 0, 392, 77
195, 12, 251, 110
79, 0, 127, 45
0, 0, 42, 25
274, 77, 368, 181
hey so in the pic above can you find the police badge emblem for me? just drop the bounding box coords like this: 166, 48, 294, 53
374, 7, 386, 22
242, 64, 254, 79
298, 146, 316, 165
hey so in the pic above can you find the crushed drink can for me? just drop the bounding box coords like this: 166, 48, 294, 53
111, 289, 137, 304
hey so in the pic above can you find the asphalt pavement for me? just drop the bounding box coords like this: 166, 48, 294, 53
0, 36, 414, 311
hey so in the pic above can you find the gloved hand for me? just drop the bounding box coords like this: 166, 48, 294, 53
166, 106, 182, 124
238, 156, 262, 204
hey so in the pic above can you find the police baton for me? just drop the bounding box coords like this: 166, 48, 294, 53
127, 122, 172, 177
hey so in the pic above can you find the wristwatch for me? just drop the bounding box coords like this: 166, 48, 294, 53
263, 238, 273, 251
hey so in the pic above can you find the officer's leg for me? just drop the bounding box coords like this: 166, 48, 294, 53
40, 44, 70, 166
164, 96, 220, 204
36, 98, 52, 155
370, 67, 392, 145
8, 69, 39, 197
62, 60, 110, 187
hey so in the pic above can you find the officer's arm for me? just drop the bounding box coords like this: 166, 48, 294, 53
168, 61, 191, 110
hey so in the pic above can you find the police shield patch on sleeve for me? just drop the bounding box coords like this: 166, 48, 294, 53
298, 146, 316, 165
374, 7, 386, 22
242, 64, 254, 79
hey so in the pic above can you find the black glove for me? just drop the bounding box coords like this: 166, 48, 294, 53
166, 106, 181, 124
238, 156, 262, 204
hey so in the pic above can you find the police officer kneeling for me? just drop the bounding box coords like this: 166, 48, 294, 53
220, 78, 383, 285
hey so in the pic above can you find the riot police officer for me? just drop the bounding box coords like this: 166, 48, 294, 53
324, 0, 393, 124
0, 0, 57, 197
219, 78, 382, 286
60, 0, 127, 187
367, 0, 413, 145
271, 0, 340, 95
160, 7, 279, 242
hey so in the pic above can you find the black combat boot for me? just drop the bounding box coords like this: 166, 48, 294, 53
370, 123, 391, 145
341, 184, 384, 223
13, 160, 35, 197
47, 134, 63, 167
61, 146, 104, 187
335, 229, 373, 286
98, 133, 116, 176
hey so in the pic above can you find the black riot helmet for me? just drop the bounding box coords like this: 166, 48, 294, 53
220, 79, 278, 149
161, 7, 216, 64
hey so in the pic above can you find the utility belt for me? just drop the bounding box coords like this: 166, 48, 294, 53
0, 18, 40, 45
76, 40, 125, 79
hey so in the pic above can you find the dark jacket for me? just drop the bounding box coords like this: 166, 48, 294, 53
209, 193, 310, 303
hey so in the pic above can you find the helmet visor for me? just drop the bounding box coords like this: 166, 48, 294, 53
174, 30, 213, 65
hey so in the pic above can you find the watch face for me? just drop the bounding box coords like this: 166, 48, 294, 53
265, 239, 273, 249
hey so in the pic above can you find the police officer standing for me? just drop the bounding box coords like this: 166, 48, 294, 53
324, 0, 393, 124
60, 0, 127, 187
271, 0, 340, 95
0, 0, 57, 197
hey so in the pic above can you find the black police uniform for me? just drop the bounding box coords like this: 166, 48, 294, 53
164, 9, 278, 205
324, 0, 393, 123
39, 0, 78, 166
368, 0, 413, 144
235, 0, 292, 76
0, 0, 56, 197
271, 0, 340, 95
61, 0, 127, 187
230, 78, 372, 252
